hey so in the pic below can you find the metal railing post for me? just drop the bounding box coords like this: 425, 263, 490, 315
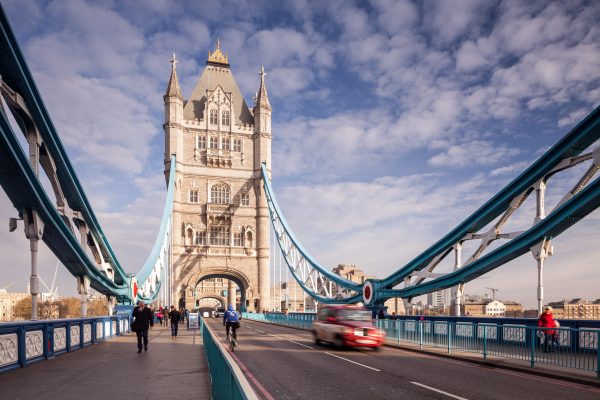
530, 326, 536, 368
483, 326, 487, 360
448, 322, 452, 354
596, 330, 599, 379
419, 320, 423, 349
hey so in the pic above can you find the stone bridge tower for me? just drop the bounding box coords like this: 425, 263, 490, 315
163, 41, 271, 312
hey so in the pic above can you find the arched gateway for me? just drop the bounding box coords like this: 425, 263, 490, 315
163, 41, 272, 312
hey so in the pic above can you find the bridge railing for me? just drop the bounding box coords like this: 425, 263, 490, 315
0, 315, 130, 373
377, 318, 599, 378
243, 312, 315, 330
200, 318, 258, 400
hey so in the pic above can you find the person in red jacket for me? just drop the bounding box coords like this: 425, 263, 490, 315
537, 306, 558, 352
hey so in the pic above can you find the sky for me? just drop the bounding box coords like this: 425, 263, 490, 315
0, 0, 599, 308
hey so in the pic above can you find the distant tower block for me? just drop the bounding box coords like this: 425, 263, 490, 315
163, 43, 271, 312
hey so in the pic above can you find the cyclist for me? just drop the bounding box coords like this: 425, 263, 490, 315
223, 304, 240, 342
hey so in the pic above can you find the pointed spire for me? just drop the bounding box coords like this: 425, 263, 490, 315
165, 53, 182, 99
255, 66, 271, 111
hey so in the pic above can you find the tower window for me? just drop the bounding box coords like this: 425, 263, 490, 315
222, 110, 230, 126
221, 137, 230, 150
210, 183, 230, 204
209, 137, 218, 149
233, 139, 242, 152
196, 135, 206, 149
189, 190, 199, 203
210, 109, 218, 125
233, 232, 243, 247
210, 226, 230, 246
241, 193, 250, 206
194, 231, 207, 245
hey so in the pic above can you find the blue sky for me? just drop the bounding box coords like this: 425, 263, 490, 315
0, 0, 599, 308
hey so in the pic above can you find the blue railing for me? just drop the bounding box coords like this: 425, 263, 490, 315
377, 318, 599, 377
243, 312, 315, 330
0, 315, 131, 373
243, 313, 599, 377
200, 318, 257, 400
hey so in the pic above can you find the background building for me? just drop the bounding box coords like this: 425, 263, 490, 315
547, 298, 600, 319
0, 291, 29, 321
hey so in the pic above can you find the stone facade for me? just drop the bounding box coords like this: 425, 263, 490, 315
0, 291, 29, 321
164, 43, 271, 312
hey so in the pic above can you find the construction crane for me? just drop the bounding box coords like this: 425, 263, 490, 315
485, 287, 499, 301
0, 282, 14, 293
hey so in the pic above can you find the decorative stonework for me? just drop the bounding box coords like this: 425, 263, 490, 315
207, 39, 229, 65
25, 330, 43, 359
83, 324, 92, 343
124, 319, 129, 331
53, 327, 66, 351
96, 323, 103, 339
119, 320, 124, 333
0, 333, 18, 367
70, 326, 81, 347
111, 321, 116, 336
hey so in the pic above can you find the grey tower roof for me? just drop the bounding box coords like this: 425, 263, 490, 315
183, 45, 253, 125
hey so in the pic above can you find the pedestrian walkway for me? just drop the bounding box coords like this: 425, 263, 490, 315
0, 325, 211, 400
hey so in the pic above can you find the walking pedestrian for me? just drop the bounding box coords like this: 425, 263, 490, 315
169, 306, 181, 338
162, 306, 169, 327
537, 306, 558, 352
132, 301, 154, 353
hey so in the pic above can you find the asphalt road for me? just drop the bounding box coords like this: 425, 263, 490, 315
205, 319, 600, 400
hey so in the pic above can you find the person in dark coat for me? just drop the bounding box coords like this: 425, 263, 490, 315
132, 301, 154, 353
169, 306, 181, 338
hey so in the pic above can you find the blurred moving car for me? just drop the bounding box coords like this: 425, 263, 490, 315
311, 305, 385, 349
215, 307, 226, 318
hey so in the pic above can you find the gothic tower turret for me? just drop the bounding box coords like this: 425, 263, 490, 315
253, 66, 272, 311
164, 53, 184, 180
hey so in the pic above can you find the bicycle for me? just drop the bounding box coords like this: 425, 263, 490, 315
227, 330, 237, 351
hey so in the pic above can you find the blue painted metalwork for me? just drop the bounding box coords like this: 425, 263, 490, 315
377, 316, 599, 376
0, 5, 129, 286
0, 5, 174, 303
262, 163, 362, 304
136, 155, 175, 302
0, 315, 130, 374
261, 103, 600, 305
381, 105, 600, 290
200, 318, 257, 399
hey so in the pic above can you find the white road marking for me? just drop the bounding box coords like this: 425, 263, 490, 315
289, 340, 313, 349
268, 333, 284, 339
324, 352, 381, 372
411, 382, 469, 400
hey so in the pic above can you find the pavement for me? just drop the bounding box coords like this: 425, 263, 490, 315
0, 324, 211, 400
205, 318, 600, 400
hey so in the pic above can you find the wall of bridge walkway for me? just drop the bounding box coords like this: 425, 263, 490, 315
0, 315, 130, 373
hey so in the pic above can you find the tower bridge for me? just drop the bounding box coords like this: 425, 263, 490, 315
0, 5, 599, 398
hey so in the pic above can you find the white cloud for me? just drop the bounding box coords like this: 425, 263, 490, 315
428, 140, 522, 168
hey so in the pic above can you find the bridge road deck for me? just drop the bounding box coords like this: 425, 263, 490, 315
0, 326, 211, 400
203, 318, 600, 400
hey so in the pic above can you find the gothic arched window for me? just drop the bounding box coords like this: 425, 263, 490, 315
210, 183, 230, 204
222, 110, 230, 126
210, 109, 218, 125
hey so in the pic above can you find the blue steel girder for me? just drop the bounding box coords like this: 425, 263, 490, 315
0, 4, 128, 286
380, 105, 600, 291
262, 164, 362, 304
0, 102, 128, 298
135, 156, 175, 303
